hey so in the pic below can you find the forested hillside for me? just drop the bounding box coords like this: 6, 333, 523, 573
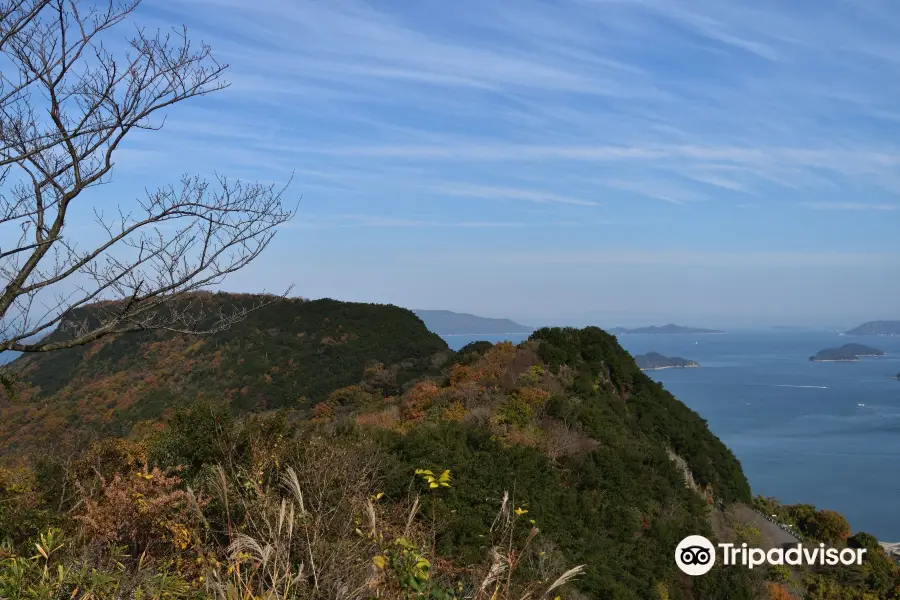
1, 293, 450, 453
2, 299, 897, 599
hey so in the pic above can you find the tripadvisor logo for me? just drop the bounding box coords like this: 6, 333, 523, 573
675, 535, 867, 576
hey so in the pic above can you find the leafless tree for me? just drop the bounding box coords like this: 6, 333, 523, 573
0, 0, 294, 354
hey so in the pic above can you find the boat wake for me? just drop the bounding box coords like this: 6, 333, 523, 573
751, 384, 829, 389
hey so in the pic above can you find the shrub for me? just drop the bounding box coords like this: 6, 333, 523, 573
76, 465, 206, 561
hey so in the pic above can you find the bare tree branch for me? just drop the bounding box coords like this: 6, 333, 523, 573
0, 0, 295, 355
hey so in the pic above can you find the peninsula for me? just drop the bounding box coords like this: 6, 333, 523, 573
809, 343, 885, 362
413, 309, 533, 336
843, 321, 900, 336
609, 324, 723, 335
634, 352, 700, 371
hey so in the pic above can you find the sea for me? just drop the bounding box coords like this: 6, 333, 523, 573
442, 330, 900, 542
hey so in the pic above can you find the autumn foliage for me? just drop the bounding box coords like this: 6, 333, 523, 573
76, 464, 206, 559
765, 582, 798, 600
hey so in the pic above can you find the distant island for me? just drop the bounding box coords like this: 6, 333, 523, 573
843, 321, 900, 336
809, 343, 886, 362
634, 352, 700, 371
609, 324, 724, 335
413, 309, 533, 336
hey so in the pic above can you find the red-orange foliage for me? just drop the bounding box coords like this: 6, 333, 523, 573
402, 380, 440, 422
478, 342, 518, 381
77, 465, 206, 560
449, 364, 474, 385
765, 583, 797, 600
311, 401, 334, 423
448, 380, 482, 408
355, 406, 400, 429
517, 387, 550, 409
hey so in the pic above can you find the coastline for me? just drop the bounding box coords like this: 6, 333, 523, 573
639, 364, 700, 371
880, 542, 900, 559
810, 356, 885, 362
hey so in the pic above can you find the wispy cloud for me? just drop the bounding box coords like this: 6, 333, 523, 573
802, 201, 900, 211
285, 214, 586, 229
428, 183, 599, 206
413, 250, 900, 268
103, 0, 900, 253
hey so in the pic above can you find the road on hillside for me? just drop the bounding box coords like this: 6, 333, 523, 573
732, 504, 802, 548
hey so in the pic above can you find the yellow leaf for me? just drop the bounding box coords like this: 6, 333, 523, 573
429, 482, 438, 488
514, 507, 528, 516
372, 555, 387, 569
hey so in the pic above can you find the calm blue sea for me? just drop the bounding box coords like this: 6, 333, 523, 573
442, 331, 900, 541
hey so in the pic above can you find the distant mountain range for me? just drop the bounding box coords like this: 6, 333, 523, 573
609, 324, 724, 335
844, 321, 900, 336
413, 310, 533, 335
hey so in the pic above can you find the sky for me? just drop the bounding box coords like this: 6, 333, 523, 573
76, 0, 900, 328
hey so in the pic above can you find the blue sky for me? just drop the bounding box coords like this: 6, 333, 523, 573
81, 0, 900, 327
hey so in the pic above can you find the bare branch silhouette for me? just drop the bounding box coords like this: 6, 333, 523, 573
0, 0, 294, 354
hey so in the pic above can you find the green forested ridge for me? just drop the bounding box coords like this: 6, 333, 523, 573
1, 296, 897, 599
1, 293, 450, 452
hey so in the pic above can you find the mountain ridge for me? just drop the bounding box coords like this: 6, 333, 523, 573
4, 294, 897, 599
844, 320, 900, 336
413, 309, 533, 335
1, 293, 759, 598
609, 323, 724, 335
2, 293, 450, 453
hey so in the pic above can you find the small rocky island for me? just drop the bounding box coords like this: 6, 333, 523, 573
809, 343, 885, 362
634, 352, 699, 371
